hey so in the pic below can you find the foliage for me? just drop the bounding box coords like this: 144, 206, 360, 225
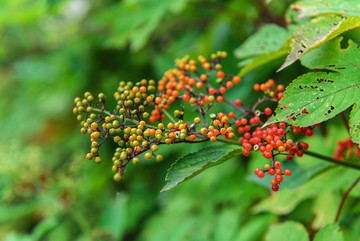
1, 0, 360, 240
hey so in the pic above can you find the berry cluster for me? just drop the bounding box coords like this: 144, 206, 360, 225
253, 79, 284, 100
73, 52, 311, 191
334, 138, 360, 160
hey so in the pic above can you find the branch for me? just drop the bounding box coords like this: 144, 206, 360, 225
335, 176, 360, 222
304, 150, 360, 170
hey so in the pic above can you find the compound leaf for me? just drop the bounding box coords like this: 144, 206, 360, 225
267, 37, 360, 144
292, 0, 360, 19
161, 144, 242, 192
278, 16, 360, 71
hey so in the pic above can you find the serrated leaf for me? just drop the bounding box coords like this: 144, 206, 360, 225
267, 37, 360, 143
235, 24, 291, 76
314, 223, 344, 241
161, 144, 242, 192
292, 0, 360, 19
265, 221, 309, 241
278, 16, 360, 71
349, 101, 360, 144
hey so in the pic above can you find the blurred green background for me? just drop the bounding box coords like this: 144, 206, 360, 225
1, 0, 360, 240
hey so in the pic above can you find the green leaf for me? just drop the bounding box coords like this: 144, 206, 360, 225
161, 144, 242, 192
278, 16, 360, 71
234, 214, 276, 241
234, 24, 291, 76
265, 221, 309, 241
235, 24, 290, 60
267, 37, 360, 144
349, 101, 360, 144
314, 223, 344, 241
312, 192, 341, 229
291, 0, 360, 19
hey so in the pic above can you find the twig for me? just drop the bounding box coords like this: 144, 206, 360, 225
340, 112, 350, 134
334, 176, 360, 222
304, 150, 360, 170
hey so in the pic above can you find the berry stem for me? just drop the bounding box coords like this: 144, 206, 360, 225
223, 97, 247, 114
92, 107, 165, 130
334, 176, 360, 222
303, 150, 360, 170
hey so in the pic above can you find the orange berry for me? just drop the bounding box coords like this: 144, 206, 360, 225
182, 94, 190, 101
196, 82, 204, 89
226, 81, 233, 89
210, 136, 217, 142
189, 134, 196, 141
277, 84, 285, 91
217, 71, 225, 79
253, 84, 260, 91
200, 74, 207, 81
189, 98, 196, 104
208, 88, 216, 95
203, 62, 211, 70
232, 76, 241, 84
217, 96, 224, 102
213, 119, 220, 126
219, 86, 226, 94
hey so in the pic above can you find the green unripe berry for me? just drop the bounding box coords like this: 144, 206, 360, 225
155, 154, 163, 162
91, 141, 98, 148
86, 106, 93, 113
91, 148, 98, 154
180, 133, 187, 140
114, 136, 121, 143
80, 127, 87, 134
95, 156, 102, 163
151, 144, 158, 152
98, 93, 105, 100
194, 117, 201, 124
132, 157, 140, 164
114, 172, 122, 181
145, 152, 152, 160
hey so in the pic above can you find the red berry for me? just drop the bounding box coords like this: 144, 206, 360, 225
235, 99, 242, 106
272, 184, 279, 192
271, 179, 277, 185
274, 161, 281, 168
305, 129, 313, 137
284, 169, 292, 176
275, 174, 283, 183
264, 108, 272, 116
257, 170, 265, 178
299, 142, 309, 150
263, 151, 272, 159
268, 168, 275, 175
254, 168, 260, 174
297, 150, 304, 157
